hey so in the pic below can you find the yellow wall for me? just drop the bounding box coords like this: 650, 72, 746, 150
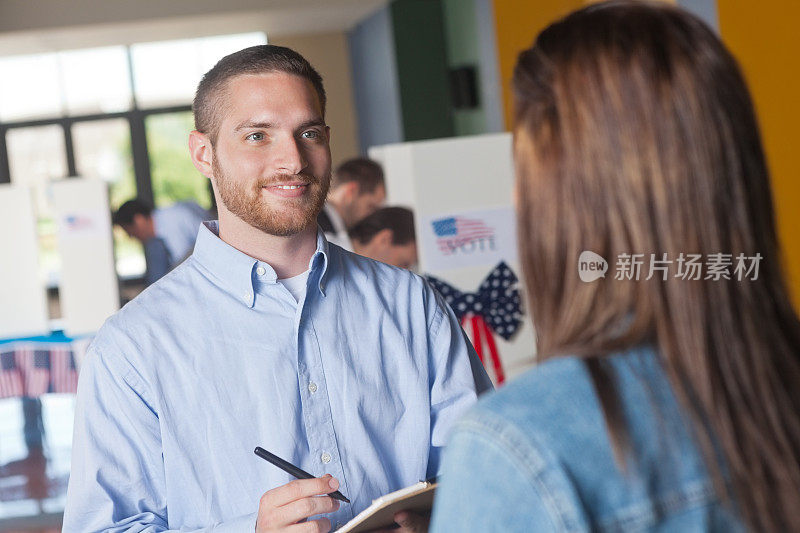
492, 0, 583, 130
718, 1, 800, 309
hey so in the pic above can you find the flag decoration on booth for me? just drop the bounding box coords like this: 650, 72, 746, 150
426, 261, 524, 384
0, 343, 80, 398
432, 216, 495, 255
0, 350, 23, 397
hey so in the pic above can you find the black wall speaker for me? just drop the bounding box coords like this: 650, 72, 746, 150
449, 65, 480, 109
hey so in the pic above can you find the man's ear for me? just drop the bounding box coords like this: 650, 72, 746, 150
342, 181, 360, 203
189, 131, 214, 178
374, 228, 393, 247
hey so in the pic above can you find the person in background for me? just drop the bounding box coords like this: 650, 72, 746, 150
349, 206, 417, 270
65, 45, 490, 532
431, 2, 800, 532
317, 157, 386, 250
113, 198, 209, 285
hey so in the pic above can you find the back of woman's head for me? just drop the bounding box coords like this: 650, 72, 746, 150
512, 1, 800, 530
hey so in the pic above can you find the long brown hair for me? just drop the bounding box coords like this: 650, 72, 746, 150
512, 2, 800, 531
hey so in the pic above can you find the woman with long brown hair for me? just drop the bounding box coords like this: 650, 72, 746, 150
430, 2, 800, 531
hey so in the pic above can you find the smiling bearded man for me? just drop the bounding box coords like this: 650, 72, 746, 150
63, 44, 492, 533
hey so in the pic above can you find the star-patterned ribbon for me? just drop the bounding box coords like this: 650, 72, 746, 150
426, 262, 524, 385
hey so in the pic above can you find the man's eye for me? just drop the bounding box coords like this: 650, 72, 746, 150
301, 130, 320, 140
246, 132, 265, 141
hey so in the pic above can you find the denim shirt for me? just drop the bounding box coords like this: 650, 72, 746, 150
431, 347, 744, 532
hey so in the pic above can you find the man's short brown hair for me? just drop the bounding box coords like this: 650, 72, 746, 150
349, 207, 415, 246
332, 158, 385, 194
193, 45, 326, 144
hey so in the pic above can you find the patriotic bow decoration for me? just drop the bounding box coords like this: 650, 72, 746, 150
426, 262, 523, 384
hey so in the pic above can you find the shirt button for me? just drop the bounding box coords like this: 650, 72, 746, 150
308, 382, 318, 394
256, 266, 266, 276
321, 452, 331, 464
242, 292, 250, 301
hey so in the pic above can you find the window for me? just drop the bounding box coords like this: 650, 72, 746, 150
7, 125, 68, 286
131, 33, 264, 108
146, 112, 212, 209
72, 119, 135, 207
72, 119, 143, 278
0, 54, 62, 122
61, 47, 133, 115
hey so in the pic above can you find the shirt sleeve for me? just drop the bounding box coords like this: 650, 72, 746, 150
63, 343, 258, 533
430, 415, 580, 533
425, 283, 494, 478
143, 237, 171, 285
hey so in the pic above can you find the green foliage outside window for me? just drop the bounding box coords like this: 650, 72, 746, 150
147, 112, 212, 210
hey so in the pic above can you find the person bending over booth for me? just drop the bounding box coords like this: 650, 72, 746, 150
113, 198, 209, 285
349, 206, 417, 270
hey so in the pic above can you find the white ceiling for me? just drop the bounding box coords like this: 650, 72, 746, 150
0, 0, 389, 55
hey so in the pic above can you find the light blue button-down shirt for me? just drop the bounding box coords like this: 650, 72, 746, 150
64, 222, 492, 532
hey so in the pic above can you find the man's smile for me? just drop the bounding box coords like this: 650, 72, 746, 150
263, 182, 309, 198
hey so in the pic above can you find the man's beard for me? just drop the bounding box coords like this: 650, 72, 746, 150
212, 157, 329, 237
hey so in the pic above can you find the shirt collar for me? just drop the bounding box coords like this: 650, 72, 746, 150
311, 226, 330, 296
192, 221, 331, 307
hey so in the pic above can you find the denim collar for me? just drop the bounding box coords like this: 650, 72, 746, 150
192, 221, 330, 308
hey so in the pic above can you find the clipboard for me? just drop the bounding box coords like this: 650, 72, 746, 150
336, 480, 437, 532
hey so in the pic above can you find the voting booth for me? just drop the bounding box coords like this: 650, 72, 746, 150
0, 178, 119, 338
370, 133, 536, 383
0, 185, 51, 339
50, 178, 119, 337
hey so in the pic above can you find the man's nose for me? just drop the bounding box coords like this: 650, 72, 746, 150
274, 136, 308, 175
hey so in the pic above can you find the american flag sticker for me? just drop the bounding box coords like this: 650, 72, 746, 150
421, 207, 518, 272
432, 216, 496, 255
64, 214, 95, 230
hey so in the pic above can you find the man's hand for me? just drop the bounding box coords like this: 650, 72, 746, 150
256, 474, 341, 532
370, 510, 430, 533
393, 511, 430, 532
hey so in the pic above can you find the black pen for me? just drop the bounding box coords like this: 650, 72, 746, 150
254, 446, 350, 504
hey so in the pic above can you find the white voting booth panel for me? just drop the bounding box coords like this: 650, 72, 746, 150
50, 178, 119, 337
0, 185, 50, 339
370, 133, 536, 382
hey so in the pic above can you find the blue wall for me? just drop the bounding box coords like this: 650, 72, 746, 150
347, 6, 404, 154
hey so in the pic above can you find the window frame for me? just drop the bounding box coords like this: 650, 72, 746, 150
0, 104, 194, 203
